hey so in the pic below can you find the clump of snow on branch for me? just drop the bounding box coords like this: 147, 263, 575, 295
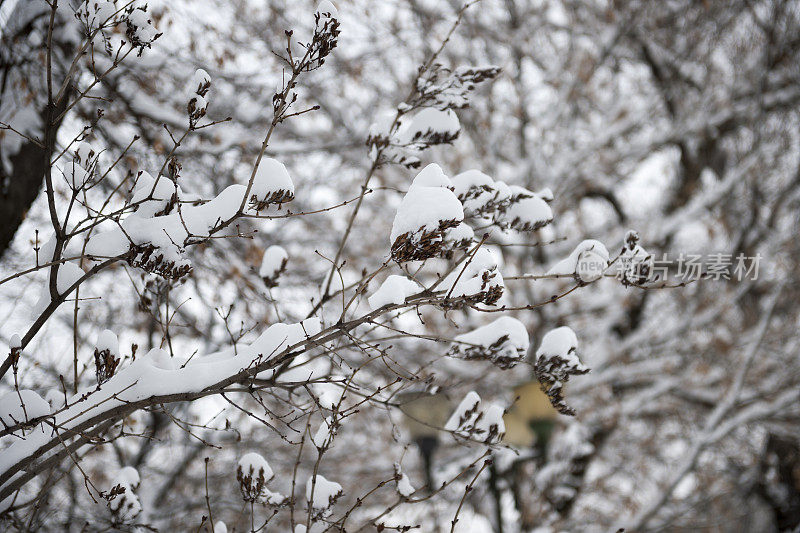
441, 248, 504, 307
414, 64, 502, 110
236, 452, 285, 505
129, 171, 180, 218
84, 157, 296, 281
105, 466, 142, 523
448, 316, 529, 369
0, 389, 49, 429
396, 108, 460, 148
442, 222, 475, 257
67, 140, 99, 189
79, 0, 119, 30
367, 275, 419, 310
534, 423, 595, 508
408, 162, 453, 190
445, 391, 506, 444
496, 185, 554, 232
547, 240, 609, 284
308, 1, 340, 70
312, 415, 339, 448
534, 327, 590, 416
306, 474, 342, 516
390, 164, 464, 262
94, 329, 120, 385
451, 171, 553, 232
259, 245, 288, 288
186, 68, 211, 127
250, 158, 295, 210
124, 6, 161, 55
393, 463, 415, 498
451, 169, 511, 219
367, 63, 499, 168
315, 1, 338, 19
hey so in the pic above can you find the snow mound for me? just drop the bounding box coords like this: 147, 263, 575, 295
409, 163, 453, 190
259, 245, 289, 287
249, 158, 295, 210
396, 108, 460, 147
441, 248, 504, 306
368, 275, 419, 310
306, 474, 342, 512
394, 463, 415, 497
390, 172, 464, 261
445, 391, 505, 444
449, 316, 529, 368
546, 239, 609, 284
0, 389, 50, 426
534, 327, 589, 416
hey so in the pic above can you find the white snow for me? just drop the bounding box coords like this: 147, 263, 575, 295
451, 169, 511, 218
394, 463, 415, 497
500, 189, 553, 231
95, 329, 119, 354
238, 452, 274, 483
451, 316, 529, 367
107, 485, 141, 522
367, 275, 419, 310
250, 158, 294, 206
315, 1, 338, 18
259, 245, 288, 282
442, 248, 504, 304
143, 348, 176, 370
187, 68, 211, 99
396, 108, 460, 146
126, 8, 158, 44
408, 163, 453, 190
443, 222, 475, 248
0, 390, 50, 426
9, 335, 20, 350
0, 318, 322, 486
536, 326, 583, 369
214, 522, 228, 533
390, 187, 464, 243
45, 389, 63, 410
445, 391, 505, 444
546, 239, 609, 283
306, 474, 342, 510
83, 0, 117, 27
73, 141, 97, 168
130, 171, 177, 218
115, 466, 140, 490
312, 416, 337, 447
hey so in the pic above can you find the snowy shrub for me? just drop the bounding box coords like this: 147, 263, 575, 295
7, 0, 786, 530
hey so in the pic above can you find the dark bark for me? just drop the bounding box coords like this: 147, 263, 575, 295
0, 98, 70, 259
